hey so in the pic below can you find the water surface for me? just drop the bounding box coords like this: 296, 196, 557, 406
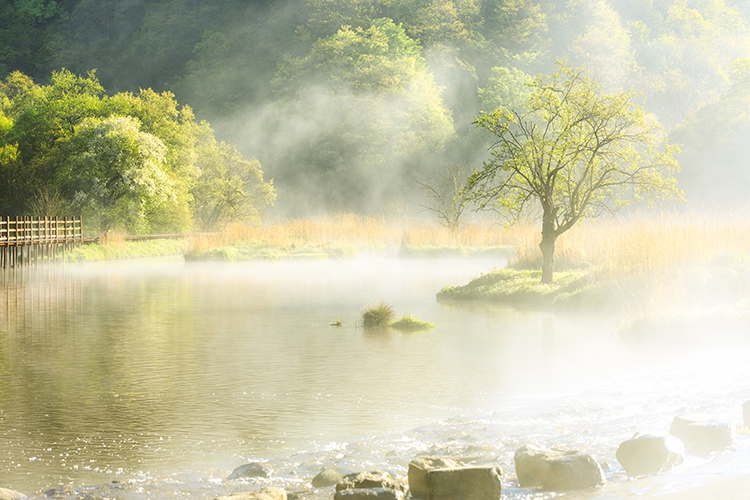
1, 257, 748, 498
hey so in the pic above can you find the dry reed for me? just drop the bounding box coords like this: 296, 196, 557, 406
188, 211, 750, 274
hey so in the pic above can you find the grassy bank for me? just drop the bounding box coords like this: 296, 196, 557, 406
437, 269, 602, 308
63, 238, 185, 261
437, 211, 750, 326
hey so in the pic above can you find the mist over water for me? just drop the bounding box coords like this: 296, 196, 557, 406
1, 257, 748, 499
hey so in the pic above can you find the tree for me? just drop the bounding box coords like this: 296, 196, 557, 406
419, 163, 473, 241
60, 115, 175, 233
467, 63, 682, 283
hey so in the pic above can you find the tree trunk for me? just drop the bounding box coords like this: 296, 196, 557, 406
539, 212, 557, 284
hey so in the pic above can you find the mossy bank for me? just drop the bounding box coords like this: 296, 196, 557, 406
436, 268, 617, 310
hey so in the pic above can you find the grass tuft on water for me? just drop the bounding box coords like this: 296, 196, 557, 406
390, 313, 435, 332
361, 301, 395, 328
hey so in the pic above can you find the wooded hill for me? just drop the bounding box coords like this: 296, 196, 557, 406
2, 0, 750, 219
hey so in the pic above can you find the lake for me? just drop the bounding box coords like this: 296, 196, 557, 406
1, 256, 749, 499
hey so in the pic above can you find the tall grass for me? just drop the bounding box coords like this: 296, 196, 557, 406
187, 210, 750, 272
186, 214, 514, 254
507, 211, 750, 275
506, 210, 750, 324
361, 301, 396, 328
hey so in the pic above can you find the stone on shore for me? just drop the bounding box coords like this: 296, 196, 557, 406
0, 488, 26, 500
669, 414, 733, 455
743, 400, 750, 428
312, 468, 345, 487
425, 466, 502, 500
407, 457, 461, 499
333, 488, 404, 500
335, 471, 405, 494
514, 445, 606, 491
227, 463, 274, 480
615, 434, 685, 476
215, 487, 286, 500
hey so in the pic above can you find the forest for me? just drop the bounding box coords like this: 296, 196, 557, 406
1, 0, 750, 231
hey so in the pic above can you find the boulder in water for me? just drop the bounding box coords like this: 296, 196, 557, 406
424, 465, 502, 500
514, 445, 606, 491
407, 457, 461, 499
669, 414, 733, 455
335, 471, 405, 494
333, 488, 404, 500
312, 468, 346, 487
227, 462, 274, 480
743, 400, 750, 428
0, 488, 26, 500
215, 487, 286, 500
616, 434, 685, 476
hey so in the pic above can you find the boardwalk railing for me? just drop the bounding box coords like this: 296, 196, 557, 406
1, 216, 83, 268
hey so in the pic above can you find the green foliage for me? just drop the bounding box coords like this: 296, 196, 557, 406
361, 300, 395, 328
61, 115, 174, 233
277, 18, 426, 95
482, 0, 548, 52
0, 69, 274, 233
478, 66, 533, 112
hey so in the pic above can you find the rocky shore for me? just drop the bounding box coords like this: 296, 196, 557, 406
4, 401, 748, 500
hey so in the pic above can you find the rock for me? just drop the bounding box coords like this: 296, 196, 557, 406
44, 485, 76, 498
615, 434, 685, 476
669, 414, 733, 455
744, 400, 750, 428
227, 463, 274, 480
333, 488, 404, 500
215, 487, 286, 500
425, 466, 502, 500
335, 471, 405, 493
514, 445, 606, 491
0, 488, 26, 500
312, 468, 345, 488
407, 457, 461, 499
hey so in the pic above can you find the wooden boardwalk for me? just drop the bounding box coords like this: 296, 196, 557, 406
1, 216, 84, 268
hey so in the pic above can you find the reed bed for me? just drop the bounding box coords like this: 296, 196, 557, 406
509, 210, 750, 276
188, 211, 750, 274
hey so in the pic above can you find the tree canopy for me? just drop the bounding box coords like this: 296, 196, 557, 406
468, 63, 682, 282
2, 0, 750, 215
0, 69, 275, 233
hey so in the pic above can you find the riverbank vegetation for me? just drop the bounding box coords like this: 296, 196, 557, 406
30, 210, 750, 331
64, 237, 185, 262
438, 210, 750, 326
